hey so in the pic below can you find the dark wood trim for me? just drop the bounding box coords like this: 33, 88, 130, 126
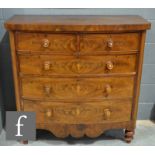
132, 31, 146, 123
9, 31, 22, 111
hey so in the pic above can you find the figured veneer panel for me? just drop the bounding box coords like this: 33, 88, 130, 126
5, 15, 151, 32
80, 33, 140, 53
16, 32, 77, 54
19, 55, 137, 76
23, 100, 132, 124
21, 77, 134, 101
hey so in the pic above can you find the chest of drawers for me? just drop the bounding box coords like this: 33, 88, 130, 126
5, 15, 151, 143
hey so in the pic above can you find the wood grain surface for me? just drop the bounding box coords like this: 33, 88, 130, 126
5, 15, 151, 32
21, 77, 134, 101
19, 55, 137, 76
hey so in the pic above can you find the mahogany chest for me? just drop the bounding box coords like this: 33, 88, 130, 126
4, 15, 151, 143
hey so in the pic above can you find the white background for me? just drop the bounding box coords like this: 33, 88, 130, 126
0, 0, 155, 8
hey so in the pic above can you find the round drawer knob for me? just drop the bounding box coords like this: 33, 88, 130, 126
42, 39, 50, 48
44, 61, 51, 71
105, 84, 112, 95
56, 28, 61, 31
106, 61, 114, 70
104, 109, 111, 120
107, 39, 113, 48
44, 85, 51, 96
76, 62, 81, 71
74, 52, 81, 58
46, 109, 52, 117
76, 108, 80, 116
71, 108, 80, 116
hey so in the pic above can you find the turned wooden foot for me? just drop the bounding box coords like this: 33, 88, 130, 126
20, 140, 28, 144
124, 129, 135, 143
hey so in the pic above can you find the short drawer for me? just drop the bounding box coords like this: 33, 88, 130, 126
16, 32, 77, 54
80, 33, 140, 54
23, 100, 132, 124
19, 55, 137, 76
21, 77, 134, 101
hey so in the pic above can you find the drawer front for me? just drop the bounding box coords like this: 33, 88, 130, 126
80, 33, 140, 54
16, 32, 77, 54
21, 77, 134, 101
19, 55, 137, 76
23, 100, 132, 124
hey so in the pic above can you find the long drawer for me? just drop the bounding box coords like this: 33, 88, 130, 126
21, 77, 134, 101
16, 32, 140, 54
19, 55, 137, 76
23, 100, 132, 124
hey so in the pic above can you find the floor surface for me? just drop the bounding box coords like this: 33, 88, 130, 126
0, 121, 155, 146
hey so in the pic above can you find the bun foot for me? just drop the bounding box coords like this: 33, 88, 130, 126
125, 129, 134, 143
20, 140, 28, 144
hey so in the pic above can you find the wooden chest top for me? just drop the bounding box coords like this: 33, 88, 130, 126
5, 15, 151, 32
